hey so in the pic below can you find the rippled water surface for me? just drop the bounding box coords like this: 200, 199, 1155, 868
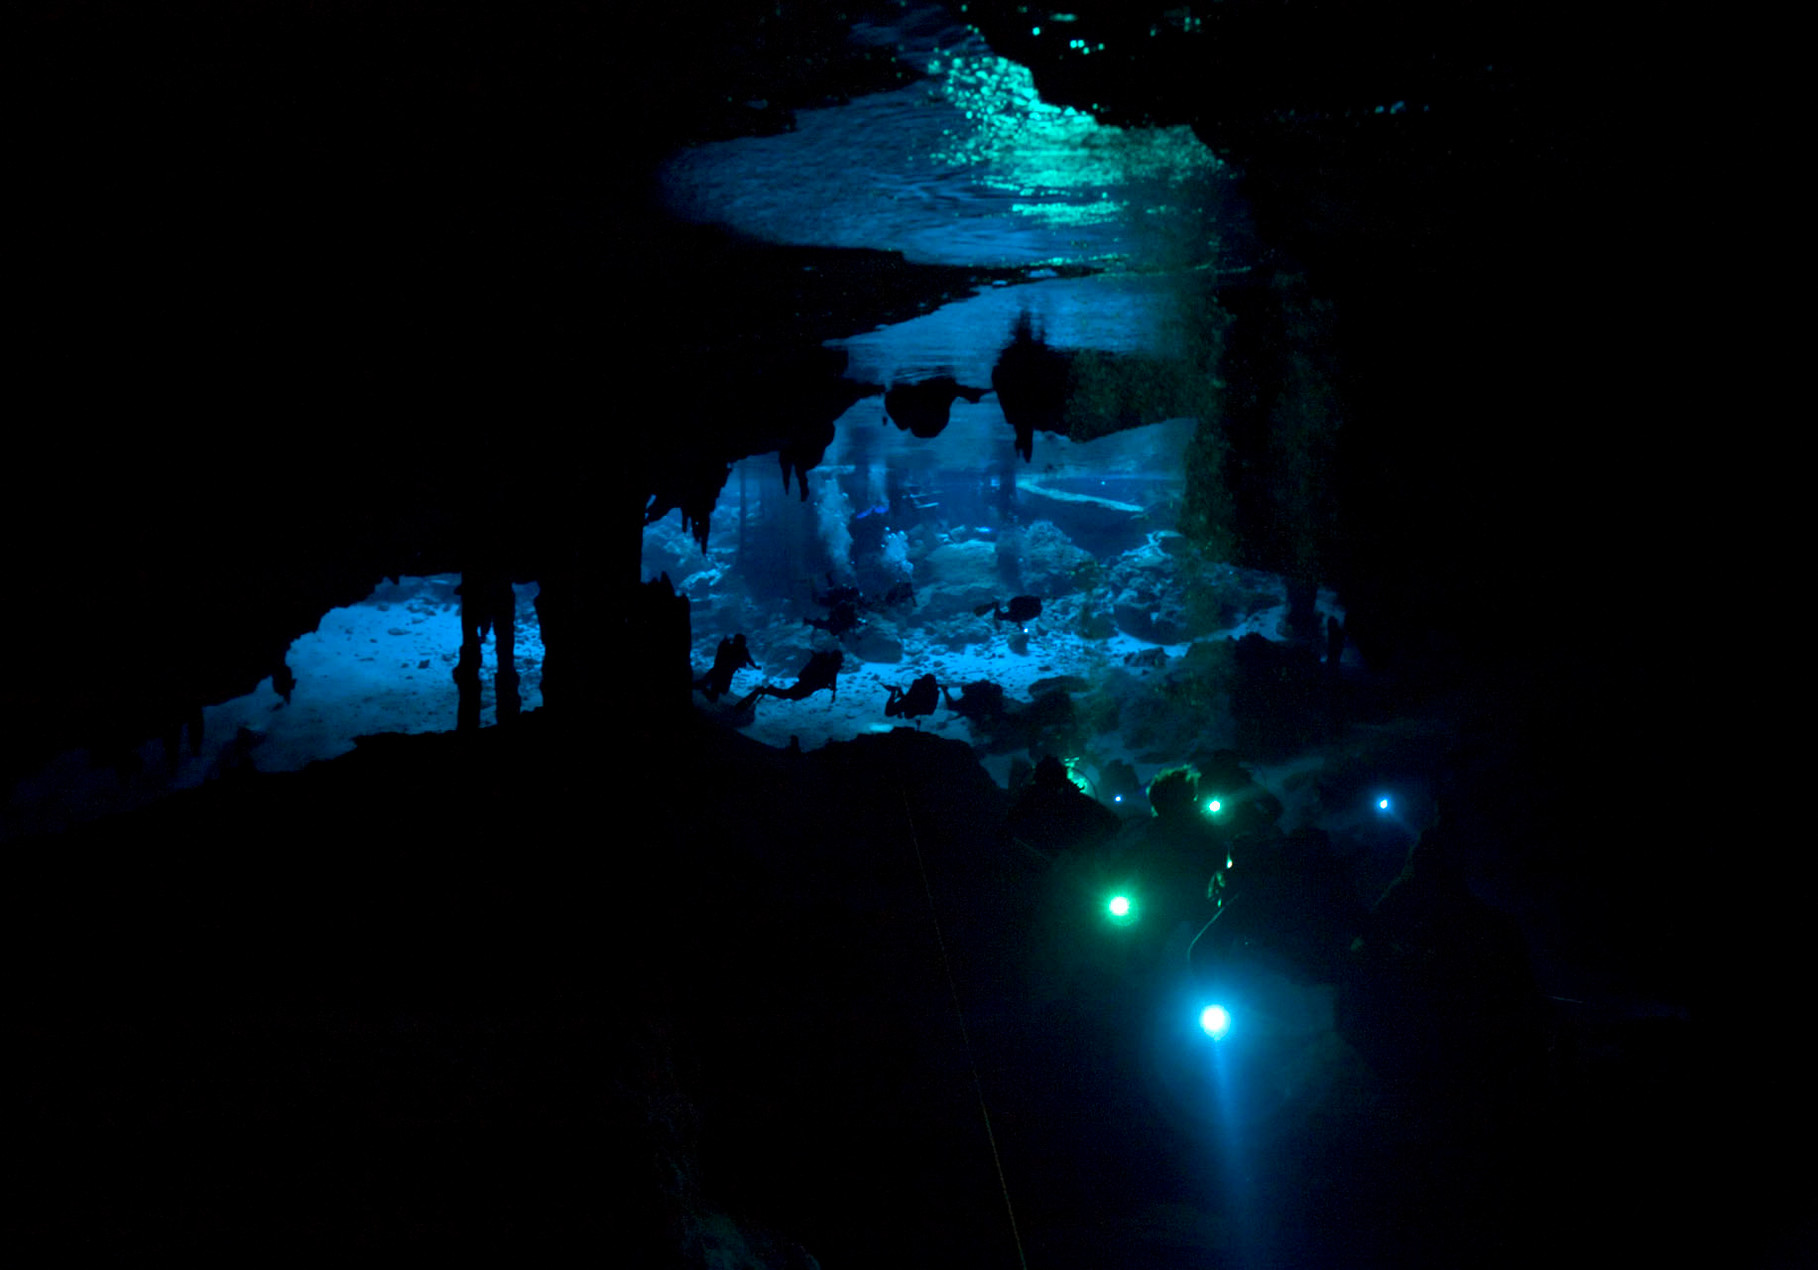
661, 18, 1228, 273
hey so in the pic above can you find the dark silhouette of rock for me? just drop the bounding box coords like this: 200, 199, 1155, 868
779, 426, 832, 502
991, 312, 1073, 462
454, 569, 517, 732
883, 375, 987, 439
646, 462, 731, 552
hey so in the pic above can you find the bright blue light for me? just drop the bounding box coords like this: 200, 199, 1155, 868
1377, 797, 1390, 811
1200, 1005, 1231, 1039
1113, 794, 1123, 803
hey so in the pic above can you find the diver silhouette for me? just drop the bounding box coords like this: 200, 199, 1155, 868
805, 599, 862, 638
741, 649, 845, 707
884, 673, 939, 725
1006, 754, 1120, 857
942, 679, 1007, 725
806, 574, 866, 638
695, 633, 760, 701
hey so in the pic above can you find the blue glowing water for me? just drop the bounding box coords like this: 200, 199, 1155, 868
661, 24, 1227, 273
2, 576, 542, 840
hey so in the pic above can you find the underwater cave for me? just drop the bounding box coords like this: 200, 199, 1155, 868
3, 2, 1756, 1266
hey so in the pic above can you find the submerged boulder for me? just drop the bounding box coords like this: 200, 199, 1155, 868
916, 540, 1001, 618
1001, 520, 1094, 597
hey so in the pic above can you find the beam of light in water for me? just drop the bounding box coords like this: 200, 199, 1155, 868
1199, 1004, 1231, 1039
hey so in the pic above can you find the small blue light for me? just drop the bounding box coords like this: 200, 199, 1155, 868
1378, 797, 1390, 811
1200, 1005, 1231, 1039
1113, 794, 1123, 802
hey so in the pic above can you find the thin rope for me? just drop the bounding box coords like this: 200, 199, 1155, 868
899, 781, 1030, 1270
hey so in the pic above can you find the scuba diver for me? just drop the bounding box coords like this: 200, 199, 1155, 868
694, 633, 759, 702
1123, 765, 1231, 937
878, 579, 916, 612
1008, 755, 1122, 859
942, 679, 1007, 726
740, 649, 845, 707
884, 672, 939, 725
974, 595, 1043, 626
803, 574, 866, 639
805, 599, 862, 638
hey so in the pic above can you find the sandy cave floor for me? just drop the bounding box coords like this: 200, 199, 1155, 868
4, 571, 1366, 851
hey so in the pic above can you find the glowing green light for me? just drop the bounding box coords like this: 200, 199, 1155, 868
1009, 199, 1125, 229
928, 55, 1221, 194
1109, 895, 1130, 917
1107, 894, 1137, 925
1206, 798, 1221, 813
